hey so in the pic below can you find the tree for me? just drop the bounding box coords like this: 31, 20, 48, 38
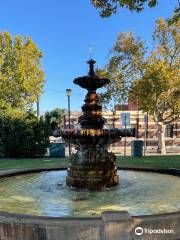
91, 0, 157, 17
168, 3, 180, 24
152, 18, 180, 69
0, 32, 44, 116
130, 18, 180, 154
90, 0, 179, 22
45, 108, 65, 134
130, 59, 180, 154
97, 32, 146, 109
99, 18, 180, 154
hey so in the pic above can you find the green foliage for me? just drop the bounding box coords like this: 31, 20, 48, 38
91, 0, 157, 17
129, 18, 180, 154
130, 59, 180, 123
91, 0, 179, 22
130, 18, 180, 124
45, 108, 65, 134
97, 32, 146, 109
153, 18, 180, 67
168, 4, 180, 24
0, 32, 44, 115
0, 113, 50, 157
98, 17, 179, 153
98, 18, 179, 116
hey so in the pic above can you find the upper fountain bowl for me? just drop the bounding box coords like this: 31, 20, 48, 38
73, 59, 110, 91
73, 76, 110, 91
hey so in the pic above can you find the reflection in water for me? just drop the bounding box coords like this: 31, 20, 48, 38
0, 170, 180, 217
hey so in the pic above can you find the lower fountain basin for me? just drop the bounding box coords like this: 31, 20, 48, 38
0, 170, 180, 217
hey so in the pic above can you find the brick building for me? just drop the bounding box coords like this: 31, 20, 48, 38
64, 101, 180, 155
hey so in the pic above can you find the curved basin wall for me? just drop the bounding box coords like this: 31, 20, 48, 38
0, 168, 180, 240
0, 211, 180, 240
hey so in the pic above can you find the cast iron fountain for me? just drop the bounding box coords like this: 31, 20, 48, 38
59, 59, 134, 190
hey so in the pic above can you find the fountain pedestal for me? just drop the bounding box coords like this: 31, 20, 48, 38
60, 59, 133, 191
67, 144, 119, 190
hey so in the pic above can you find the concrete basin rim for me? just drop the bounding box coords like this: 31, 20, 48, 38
0, 166, 179, 178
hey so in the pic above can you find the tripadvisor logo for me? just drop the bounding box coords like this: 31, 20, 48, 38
135, 226, 174, 236
135, 227, 143, 236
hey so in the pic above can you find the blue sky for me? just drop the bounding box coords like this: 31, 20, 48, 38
0, 0, 177, 112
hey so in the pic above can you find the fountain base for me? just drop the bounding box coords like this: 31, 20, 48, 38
66, 150, 119, 190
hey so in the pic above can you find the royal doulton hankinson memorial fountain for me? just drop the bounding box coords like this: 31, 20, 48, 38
60, 59, 133, 191
0, 61, 180, 240
0, 60, 180, 221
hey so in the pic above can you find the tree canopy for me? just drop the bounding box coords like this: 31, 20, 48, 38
130, 55, 179, 154
130, 18, 180, 122
98, 18, 179, 108
98, 17, 180, 153
130, 58, 180, 124
45, 108, 65, 134
91, 0, 180, 22
0, 32, 44, 116
91, 0, 157, 17
97, 32, 146, 108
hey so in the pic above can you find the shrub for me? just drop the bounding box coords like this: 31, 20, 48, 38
0, 113, 50, 157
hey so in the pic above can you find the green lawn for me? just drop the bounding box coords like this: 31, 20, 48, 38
116, 155, 180, 169
0, 155, 180, 170
0, 157, 68, 170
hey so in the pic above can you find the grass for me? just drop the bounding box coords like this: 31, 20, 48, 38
0, 155, 179, 170
0, 157, 68, 170
116, 155, 180, 169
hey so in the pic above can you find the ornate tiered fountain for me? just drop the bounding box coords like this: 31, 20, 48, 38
60, 59, 134, 190
0, 60, 180, 240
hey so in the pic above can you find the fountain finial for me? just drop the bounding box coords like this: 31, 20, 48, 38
87, 59, 96, 77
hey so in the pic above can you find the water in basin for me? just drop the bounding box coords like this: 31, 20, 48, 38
0, 170, 179, 217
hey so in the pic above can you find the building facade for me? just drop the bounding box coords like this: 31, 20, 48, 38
64, 102, 180, 155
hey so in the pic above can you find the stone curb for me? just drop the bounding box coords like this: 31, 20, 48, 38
0, 166, 179, 178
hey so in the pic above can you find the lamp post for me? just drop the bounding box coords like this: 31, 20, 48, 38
66, 89, 72, 156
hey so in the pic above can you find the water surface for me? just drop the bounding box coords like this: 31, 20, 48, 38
0, 170, 179, 217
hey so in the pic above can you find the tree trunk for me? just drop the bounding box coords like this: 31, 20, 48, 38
157, 123, 166, 154
157, 124, 161, 153
161, 123, 166, 155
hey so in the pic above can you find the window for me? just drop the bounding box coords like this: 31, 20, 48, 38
165, 124, 173, 138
